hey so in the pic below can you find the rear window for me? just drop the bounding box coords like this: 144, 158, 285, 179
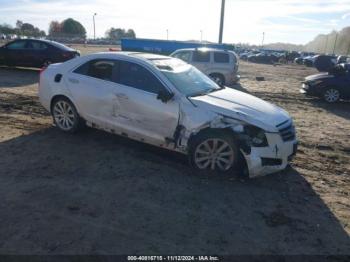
193, 51, 210, 63
214, 52, 229, 63
28, 41, 48, 50
74, 59, 118, 82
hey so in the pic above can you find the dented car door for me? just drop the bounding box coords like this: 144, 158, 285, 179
112, 60, 179, 144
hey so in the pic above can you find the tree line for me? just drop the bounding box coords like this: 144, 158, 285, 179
1, 18, 136, 41
0, 20, 46, 37
304, 27, 350, 55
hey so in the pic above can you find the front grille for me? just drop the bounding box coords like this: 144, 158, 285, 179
276, 120, 296, 142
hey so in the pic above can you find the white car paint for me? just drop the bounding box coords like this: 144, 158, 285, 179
39, 52, 297, 178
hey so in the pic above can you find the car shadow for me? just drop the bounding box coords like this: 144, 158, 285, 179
309, 98, 350, 121
0, 66, 39, 88
0, 127, 349, 255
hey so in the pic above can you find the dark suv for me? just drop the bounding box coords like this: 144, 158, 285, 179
0, 39, 80, 68
300, 64, 350, 103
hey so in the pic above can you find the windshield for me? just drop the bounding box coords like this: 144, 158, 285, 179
161, 65, 221, 96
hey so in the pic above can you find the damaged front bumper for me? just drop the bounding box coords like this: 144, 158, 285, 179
241, 132, 298, 178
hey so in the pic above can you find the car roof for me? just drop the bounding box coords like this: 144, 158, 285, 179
86, 51, 175, 63
174, 47, 230, 53
8, 38, 75, 51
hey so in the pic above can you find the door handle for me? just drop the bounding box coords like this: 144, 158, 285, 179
115, 93, 128, 99
68, 78, 79, 84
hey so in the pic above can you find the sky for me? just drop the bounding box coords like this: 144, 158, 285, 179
1, 0, 350, 45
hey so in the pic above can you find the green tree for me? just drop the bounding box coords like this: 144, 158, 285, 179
61, 18, 86, 38
106, 27, 136, 40
48, 21, 62, 37
125, 29, 136, 38
0, 24, 15, 35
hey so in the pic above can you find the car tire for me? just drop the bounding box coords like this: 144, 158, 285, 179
209, 73, 225, 86
323, 88, 340, 103
189, 130, 238, 175
51, 97, 84, 133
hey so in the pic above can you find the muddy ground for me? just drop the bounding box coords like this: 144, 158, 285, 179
0, 47, 349, 255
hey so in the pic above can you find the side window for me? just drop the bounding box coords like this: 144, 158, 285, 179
192, 51, 210, 63
174, 51, 191, 62
214, 52, 230, 63
118, 61, 164, 94
73, 59, 117, 82
6, 41, 26, 50
28, 41, 48, 50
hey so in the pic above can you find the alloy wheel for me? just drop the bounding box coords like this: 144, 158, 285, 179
53, 101, 76, 131
324, 89, 340, 103
194, 138, 235, 171
211, 76, 223, 86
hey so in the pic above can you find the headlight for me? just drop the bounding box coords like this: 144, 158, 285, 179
244, 126, 268, 147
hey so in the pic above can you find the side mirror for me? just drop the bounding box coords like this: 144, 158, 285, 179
157, 90, 174, 103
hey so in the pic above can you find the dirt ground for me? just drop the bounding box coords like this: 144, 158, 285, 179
0, 46, 349, 255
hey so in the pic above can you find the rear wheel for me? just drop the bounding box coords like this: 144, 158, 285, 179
209, 73, 225, 86
189, 130, 238, 175
323, 88, 340, 103
51, 97, 83, 133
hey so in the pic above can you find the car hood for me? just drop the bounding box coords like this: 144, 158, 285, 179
189, 88, 291, 132
305, 72, 333, 81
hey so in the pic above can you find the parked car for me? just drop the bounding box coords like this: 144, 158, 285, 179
337, 55, 348, 64
39, 52, 297, 178
247, 53, 279, 64
300, 63, 350, 103
0, 39, 80, 68
313, 55, 337, 72
170, 48, 239, 86
294, 57, 304, 65
303, 55, 317, 67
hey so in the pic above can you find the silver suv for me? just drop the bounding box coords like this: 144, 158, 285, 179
170, 48, 240, 86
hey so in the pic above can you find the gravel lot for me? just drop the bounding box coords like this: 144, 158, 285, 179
0, 46, 349, 255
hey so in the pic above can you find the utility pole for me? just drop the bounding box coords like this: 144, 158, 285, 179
261, 32, 265, 48
93, 13, 97, 40
218, 0, 225, 44
333, 32, 338, 55
200, 30, 203, 42
166, 29, 169, 40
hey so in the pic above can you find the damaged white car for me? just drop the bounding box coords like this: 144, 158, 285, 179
39, 52, 298, 178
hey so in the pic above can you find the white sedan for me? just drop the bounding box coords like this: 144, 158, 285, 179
39, 52, 297, 178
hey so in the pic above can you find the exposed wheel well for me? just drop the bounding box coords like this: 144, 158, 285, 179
209, 73, 225, 82
187, 127, 248, 176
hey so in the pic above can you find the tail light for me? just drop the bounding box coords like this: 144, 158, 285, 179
62, 52, 75, 59
39, 66, 47, 75
39, 66, 48, 87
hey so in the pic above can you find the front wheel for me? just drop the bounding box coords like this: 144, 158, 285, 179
51, 97, 83, 133
323, 88, 340, 103
209, 73, 225, 86
189, 131, 238, 174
